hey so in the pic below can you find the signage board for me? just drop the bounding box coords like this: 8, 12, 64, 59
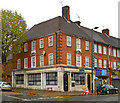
96, 70, 110, 76
79, 69, 85, 76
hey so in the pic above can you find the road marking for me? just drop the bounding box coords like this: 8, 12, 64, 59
7, 95, 63, 101
7, 95, 31, 101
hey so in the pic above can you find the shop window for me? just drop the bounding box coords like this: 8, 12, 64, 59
16, 74, 24, 84
71, 73, 85, 85
46, 72, 57, 85
28, 73, 41, 85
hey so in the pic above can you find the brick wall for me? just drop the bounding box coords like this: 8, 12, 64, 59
13, 33, 120, 70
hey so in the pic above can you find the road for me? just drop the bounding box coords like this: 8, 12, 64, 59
1, 91, 119, 102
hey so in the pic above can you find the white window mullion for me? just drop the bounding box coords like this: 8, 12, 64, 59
49, 36, 53, 47
67, 53, 71, 65
40, 39, 44, 48
67, 36, 71, 46
17, 59, 21, 69
49, 53, 53, 65
76, 39, 81, 49
40, 55, 44, 66
31, 56, 36, 68
24, 58, 28, 68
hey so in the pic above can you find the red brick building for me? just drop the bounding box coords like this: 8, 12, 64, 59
12, 6, 120, 92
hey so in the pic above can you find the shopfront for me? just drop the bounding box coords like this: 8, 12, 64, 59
95, 70, 110, 85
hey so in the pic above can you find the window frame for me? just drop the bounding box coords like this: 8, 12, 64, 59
67, 53, 71, 65
103, 46, 107, 55
103, 60, 107, 68
17, 59, 21, 69
94, 44, 97, 53
48, 36, 53, 47
16, 74, 24, 84
76, 39, 81, 49
39, 38, 44, 49
113, 49, 116, 57
24, 58, 28, 68
28, 73, 41, 85
46, 72, 57, 85
31, 56, 36, 68
24, 43, 28, 52
98, 45, 102, 54
31, 41, 36, 51
49, 53, 53, 65
71, 73, 85, 85
85, 56, 89, 67
99, 59, 102, 68
76, 54, 81, 66
40, 55, 44, 66
85, 41, 89, 50
67, 36, 71, 47
94, 58, 97, 67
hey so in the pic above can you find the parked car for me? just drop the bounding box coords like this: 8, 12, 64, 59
101, 84, 118, 94
0, 82, 12, 91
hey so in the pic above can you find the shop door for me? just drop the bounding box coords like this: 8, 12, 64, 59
87, 74, 90, 91
64, 73, 68, 91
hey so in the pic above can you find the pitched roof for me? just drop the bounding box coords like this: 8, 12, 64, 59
27, 16, 120, 48
81, 26, 120, 48
27, 16, 91, 41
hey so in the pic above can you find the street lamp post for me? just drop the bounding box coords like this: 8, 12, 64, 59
91, 27, 99, 93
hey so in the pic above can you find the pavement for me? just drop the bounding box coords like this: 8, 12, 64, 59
11, 88, 97, 97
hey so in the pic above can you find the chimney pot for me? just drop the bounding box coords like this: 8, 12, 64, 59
102, 28, 110, 36
74, 21, 81, 26
62, 6, 70, 21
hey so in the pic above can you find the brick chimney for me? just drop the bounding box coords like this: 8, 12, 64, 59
62, 6, 70, 21
102, 28, 110, 36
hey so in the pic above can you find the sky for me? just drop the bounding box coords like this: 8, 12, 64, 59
0, 0, 119, 38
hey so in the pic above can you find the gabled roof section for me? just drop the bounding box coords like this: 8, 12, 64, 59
81, 26, 120, 48
27, 16, 91, 41
27, 16, 60, 40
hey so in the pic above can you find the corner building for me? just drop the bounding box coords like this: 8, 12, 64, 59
12, 6, 120, 92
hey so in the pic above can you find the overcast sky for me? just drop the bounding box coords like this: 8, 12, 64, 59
0, 0, 119, 38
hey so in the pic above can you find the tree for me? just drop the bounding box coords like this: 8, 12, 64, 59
1, 9, 28, 80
